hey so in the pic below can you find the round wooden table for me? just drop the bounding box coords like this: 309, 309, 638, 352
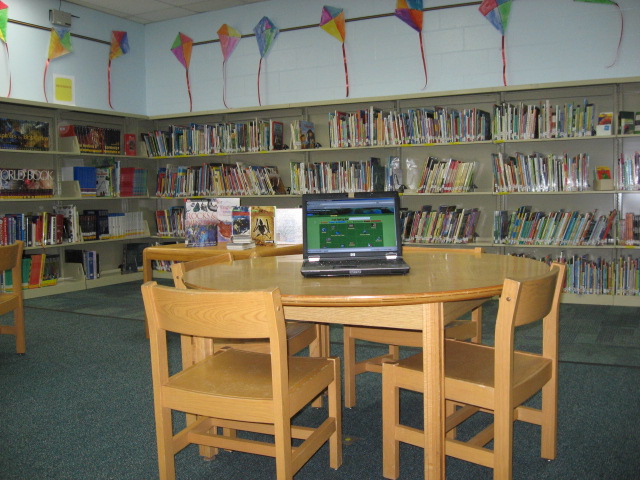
182, 250, 549, 479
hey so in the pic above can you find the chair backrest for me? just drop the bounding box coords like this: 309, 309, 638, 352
171, 252, 233, 289
0, 241, 24, 296
493, 262, 566, 383
142, 281, 290, 389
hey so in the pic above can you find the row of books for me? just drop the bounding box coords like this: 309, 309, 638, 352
67, 164, 148, 197
617, 153, 640, 191
620, 213, 640, 246
596, 111, 640, 135
401, 206, 480, 245
58, 124, 121, 154
1, 253, 59, 291
328, 107, 492, 148
493, 207, 617, 246
141, 119, 285, 157
0, 168, 55, 198
155, 163, 286, 198
518, 253, 639, 296
78, 209, 146, 241
492, 99, 596, 140
155, 206, 185, 237
0, 212, 65, 247
416, 158, 476, 194
0, 117, 49, 151
65, 249, 100, 280
492, 152, 590, 193
289, 157, 396, 195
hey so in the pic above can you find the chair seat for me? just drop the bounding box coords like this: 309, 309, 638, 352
169, 347, 335, 401
394, 340, 553, 408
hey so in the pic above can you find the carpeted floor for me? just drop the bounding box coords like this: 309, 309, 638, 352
1, 281, 639, 479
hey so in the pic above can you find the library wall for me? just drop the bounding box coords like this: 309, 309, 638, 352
143, 0, 640, 116
5, 0, 146, 114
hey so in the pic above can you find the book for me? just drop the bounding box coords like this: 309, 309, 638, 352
121, 242, 150, 273
96, 167, 113, 197
184, 199, 219, 247
41, 254, 60, 286
0, 168, 55, 198
0, 118, 49, 151
250, 206, 275, 246
226, 241, 256, 250
232, 206, 251, 239
28, 253, 46, 288
595, 112, 613, 136
270, 120, 284, 150
214, 197, 241, 243
618, 111, 635, 135
274, 207, 302, 244
124, 133, 137, 156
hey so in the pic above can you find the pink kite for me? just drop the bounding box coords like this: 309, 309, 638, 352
394, 0, 427, 89
171, 32, 193, 112
217, 24, 241, 108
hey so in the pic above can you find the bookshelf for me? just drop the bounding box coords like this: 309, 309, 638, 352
0, 99, 154, 299
1, 77, 639, 305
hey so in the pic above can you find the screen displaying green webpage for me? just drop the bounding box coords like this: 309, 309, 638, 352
305, 196, 398, 254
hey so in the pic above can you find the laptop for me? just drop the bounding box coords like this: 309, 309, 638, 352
300, 192, 410, 277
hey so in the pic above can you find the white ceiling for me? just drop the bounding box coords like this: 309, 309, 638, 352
63, 0, 269, 25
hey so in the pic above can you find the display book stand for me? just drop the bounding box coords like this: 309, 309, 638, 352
0, 97, 152, 299
1, 78, 639, 306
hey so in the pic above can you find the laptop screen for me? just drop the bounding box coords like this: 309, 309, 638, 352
302, 192, 403, 259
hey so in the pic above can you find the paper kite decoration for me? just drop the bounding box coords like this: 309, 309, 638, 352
320, 6, 349, 98
253, 16, 279, 106
217, 24, 241, 108
0, 1, 10, 97
107, 31, 129, 109
574, 0, 623, 67
171, 32, 194, 112
43, 26, 73, 102
394, 1, 427, 89
479, 0, 511, 86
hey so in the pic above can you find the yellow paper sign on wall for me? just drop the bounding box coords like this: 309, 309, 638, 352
53, 75, 75, 105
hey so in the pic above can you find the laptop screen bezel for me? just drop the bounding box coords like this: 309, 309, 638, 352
301, 191, 404, 260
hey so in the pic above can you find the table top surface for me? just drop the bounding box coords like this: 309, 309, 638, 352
182, 251, 550, 307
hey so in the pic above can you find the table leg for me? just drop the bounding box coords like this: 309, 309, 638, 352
423, 302, 445, 480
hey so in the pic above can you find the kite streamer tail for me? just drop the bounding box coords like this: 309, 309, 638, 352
501, 35, 507, 87
43, 59, 50, 103
3, 43, 11, 98
108, 59, 113, 109
606, 2, 623, 68
419, 32, 428, 90
342, 43, 349, 98
186, 68, 193, 112
223, 60, 229, 109
257, 57, 263, 106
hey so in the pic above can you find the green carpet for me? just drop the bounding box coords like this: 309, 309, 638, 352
1, 282, 639, 479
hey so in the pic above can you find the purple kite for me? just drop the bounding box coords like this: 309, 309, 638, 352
108, 31, 129, 109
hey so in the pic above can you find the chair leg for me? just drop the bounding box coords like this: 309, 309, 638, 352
493, 406, 514, 480
540, 378, 558, 460
156, 406, 177, 480
343, 327, 357, 408
382, 363, 400, 480
329, 358, 343, 470
273, 414, 294, 480
14, 306, 25, 354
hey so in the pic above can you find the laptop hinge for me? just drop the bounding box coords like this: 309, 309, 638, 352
386, 253, 398, 260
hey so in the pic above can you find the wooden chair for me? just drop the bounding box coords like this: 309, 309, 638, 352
141, 281, 342, 480
171, 253, 317, 357
381, 262, 566, 480
343, 246, 484, 407
0, 241, 25, 354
